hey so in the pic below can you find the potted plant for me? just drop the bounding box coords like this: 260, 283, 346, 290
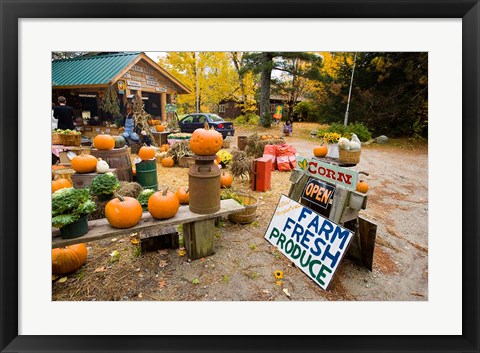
320, 132, 342, 159
52, 187, 96, 239
90, 172, 121, 201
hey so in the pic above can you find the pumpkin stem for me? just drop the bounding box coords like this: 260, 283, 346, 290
203, 122, 210, 130
162, 186, 169, 196
113, 191, 125, 202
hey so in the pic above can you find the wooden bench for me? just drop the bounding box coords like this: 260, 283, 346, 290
52, 199, 244, 259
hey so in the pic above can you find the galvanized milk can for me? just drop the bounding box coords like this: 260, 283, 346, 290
188, 155, 220, 214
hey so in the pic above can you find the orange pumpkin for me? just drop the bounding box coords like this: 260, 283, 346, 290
132, 164, 136, 176
161, 144, 169, 151
148, 188, 180, 219
52, 243, 88, 275
155, 124, 165, 132
147, 119, 154, 126
93, 134, 115, 150
71, 154, 98, 173
138, 146, 155, 161
220, 172, 233, 188
175, 186, 190, 204
356, 180, 369, 193
161, 156, 174, 167
52, 179, 72, 193
105, 194, 143, 229
215, 154, 221, 164
313, 145, 328, 157
189, 123, 223, 156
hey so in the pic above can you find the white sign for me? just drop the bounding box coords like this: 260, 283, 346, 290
127, 80, 142, 88
146, 80, 159, 86
143, 67, 153, 74
131, 75, 146, 82
145, 74, 157, 81
122, 73, 132, 79
131, 65, 144, 73
265, 195, 354, 290
128, 86, 141, 91
155, 87, 167, 92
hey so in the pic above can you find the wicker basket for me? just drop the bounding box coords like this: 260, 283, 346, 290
63, 134, 82, 146
52, 133, 64, 145
339, 149, 361, 164
228, 194, 258, 224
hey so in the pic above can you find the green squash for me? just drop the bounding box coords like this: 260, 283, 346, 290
113, 136, 127, 149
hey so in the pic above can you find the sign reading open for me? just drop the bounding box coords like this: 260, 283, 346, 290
265, 195, 354, 290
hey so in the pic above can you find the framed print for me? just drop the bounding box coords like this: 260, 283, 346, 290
1, 0, 479, 352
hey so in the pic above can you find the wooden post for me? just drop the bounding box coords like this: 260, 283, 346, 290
182, 219, 216, 259
161, 93, 167, 121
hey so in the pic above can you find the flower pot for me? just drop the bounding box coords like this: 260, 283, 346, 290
326, 143, 339, 159
228, 194, 258, 224
59, 215, 89, 239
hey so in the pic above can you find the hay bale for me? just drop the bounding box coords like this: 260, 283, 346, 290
117, 181, 143, 198
245, 134, 285, 158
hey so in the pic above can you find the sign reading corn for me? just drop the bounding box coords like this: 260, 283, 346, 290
265, 195, 353, 290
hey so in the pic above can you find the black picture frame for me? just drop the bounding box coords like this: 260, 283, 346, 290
1, 1, 478, 352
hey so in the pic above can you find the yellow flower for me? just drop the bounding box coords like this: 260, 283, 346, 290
274, 270, 284, 279
276, 280, 283, 286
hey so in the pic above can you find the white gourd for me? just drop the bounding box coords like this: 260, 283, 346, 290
349, 141, 361, 151
338, 137, 350, 150
96, 158, 110, 173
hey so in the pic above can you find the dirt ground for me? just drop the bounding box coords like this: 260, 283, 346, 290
52, 123, 428, 302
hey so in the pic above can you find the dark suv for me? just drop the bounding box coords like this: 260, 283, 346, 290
178, 113, 235, 139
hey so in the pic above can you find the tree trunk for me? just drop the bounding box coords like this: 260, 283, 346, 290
231, 52, 247, 110
259, 52, 274, 125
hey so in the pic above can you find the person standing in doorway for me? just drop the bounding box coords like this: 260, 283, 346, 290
53, 96, 75, 130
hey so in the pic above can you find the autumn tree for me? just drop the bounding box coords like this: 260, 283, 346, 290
242, 52, 323, 127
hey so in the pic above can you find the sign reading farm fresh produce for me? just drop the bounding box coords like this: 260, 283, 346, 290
296, 156, 358, 191
302, 177, 335, 209
265, 195, 353, 290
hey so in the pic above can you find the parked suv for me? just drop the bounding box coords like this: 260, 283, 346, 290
178, 113, 235, 139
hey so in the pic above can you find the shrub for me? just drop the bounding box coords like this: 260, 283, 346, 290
235, 113, 260, 126
316, 122, 371, 142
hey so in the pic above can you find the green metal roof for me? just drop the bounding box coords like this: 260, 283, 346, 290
52, 52, 141, 87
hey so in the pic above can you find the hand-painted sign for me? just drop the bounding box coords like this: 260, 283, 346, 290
155, 87, 167, 92
127, 80, 142, 88
146, 80, 159, 86
296, 156, 358, 191
146, 74, 157, 81
302, 177, 335, 209
273, 105, 283, 120
117, 80, 126, 94
265, 195, 354, 290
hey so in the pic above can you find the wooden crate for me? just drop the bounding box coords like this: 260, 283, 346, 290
71, 169, 117, 189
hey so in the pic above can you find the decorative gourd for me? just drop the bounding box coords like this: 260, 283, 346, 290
161, 156, 174, 167
313, 145, 328, 157
155, 124, 165, 132
93, 134, 115, 150
220, 172, 233, 188
189, 122, 223, 156
105, 194, 143, 229
356, 180, 369, 193
71, 154, 98, 173
113, 135, 127, 149
349, 141, 361, 151
138, 146, 155, 161
52, 179, 72, 193
148, 188, 180, 219
52, 243, 88, 275
96, 158, 110, 174
175, 186, 190, 204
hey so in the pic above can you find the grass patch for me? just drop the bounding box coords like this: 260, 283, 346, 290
249, 244, 257, 250
250, 272, 259, 280
222, 275, 230, 283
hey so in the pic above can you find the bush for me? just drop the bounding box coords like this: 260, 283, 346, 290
234, 113, 260, 126
316, 122, 372, 142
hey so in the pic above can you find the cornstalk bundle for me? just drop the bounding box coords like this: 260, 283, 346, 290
230, 150, 253, 180
132, 95, 158, 147
245, 134, 284, 158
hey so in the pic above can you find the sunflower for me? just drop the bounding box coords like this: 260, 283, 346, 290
276, 280, 283, 286
274, 270, 284, 279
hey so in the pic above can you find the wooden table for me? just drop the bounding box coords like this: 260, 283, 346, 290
52, 199, 244, 259
151, 131, 170, 146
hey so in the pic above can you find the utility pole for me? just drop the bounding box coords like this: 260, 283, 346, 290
344, 52, 357, 126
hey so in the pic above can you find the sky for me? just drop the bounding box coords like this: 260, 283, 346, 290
145, 52, 166, 63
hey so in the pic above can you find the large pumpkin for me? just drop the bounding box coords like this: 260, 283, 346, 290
313, 145, 328, 157
52, 243, 88, 275
148, 188, 180, 219
138, 146, 155, 161
113, 135, 127, 149
189, 123, 223, 156
155, 124, 165, 132
161, 156, 174, 168
52, 179, 72, 193
71, 154, 98, 173
220, 172, 233, 188
175, 186, 189, 204
105, 194, 143, 229
93, 134, 115, 150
